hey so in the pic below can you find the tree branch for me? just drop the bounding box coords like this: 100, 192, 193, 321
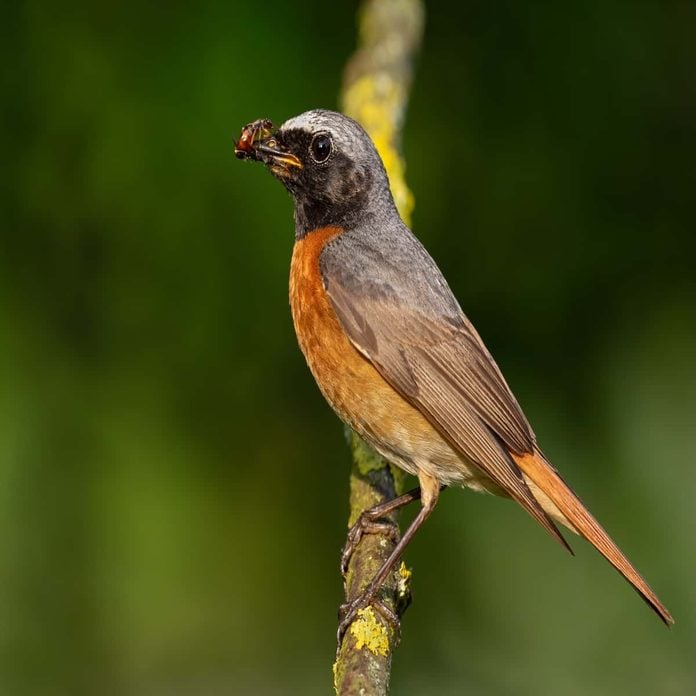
333, 2, 424, 694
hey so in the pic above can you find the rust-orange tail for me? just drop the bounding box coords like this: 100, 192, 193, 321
511, 449, 673, 626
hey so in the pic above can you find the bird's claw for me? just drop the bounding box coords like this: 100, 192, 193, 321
340, 516, 400, 576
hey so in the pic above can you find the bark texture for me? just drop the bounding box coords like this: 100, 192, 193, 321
333, 2, 424, 694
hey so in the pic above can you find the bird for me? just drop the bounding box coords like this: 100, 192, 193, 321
235, 108, 673, 639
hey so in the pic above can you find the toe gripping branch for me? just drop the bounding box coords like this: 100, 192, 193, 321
337, 486, 425, 652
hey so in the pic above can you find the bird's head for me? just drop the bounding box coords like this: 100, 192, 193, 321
237, 109, 395, 236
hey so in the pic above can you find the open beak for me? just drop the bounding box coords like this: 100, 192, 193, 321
255, 140, 303, 172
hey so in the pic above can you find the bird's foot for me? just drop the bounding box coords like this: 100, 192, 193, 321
341, 516, 399, 577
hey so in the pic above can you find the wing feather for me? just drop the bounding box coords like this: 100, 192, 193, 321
326, 275, 570, 550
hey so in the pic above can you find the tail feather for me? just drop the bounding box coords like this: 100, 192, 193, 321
511, 449, 674, 626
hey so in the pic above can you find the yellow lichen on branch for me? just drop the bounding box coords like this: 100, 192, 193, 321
341, 0, 424, 225
350, 607, 390, 656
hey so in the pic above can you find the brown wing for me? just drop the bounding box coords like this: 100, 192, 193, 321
325, 278, 571, 551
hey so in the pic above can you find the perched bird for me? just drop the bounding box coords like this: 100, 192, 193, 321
236, 109, 673, 637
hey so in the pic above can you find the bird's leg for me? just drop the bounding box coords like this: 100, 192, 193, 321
337, 473, 440, 651
340, 486, 423, 576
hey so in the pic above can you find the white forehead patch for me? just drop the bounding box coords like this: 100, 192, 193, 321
279, 109, 370, 151
280, 109, 342, 134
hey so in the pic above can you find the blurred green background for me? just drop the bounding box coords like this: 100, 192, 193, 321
2, 1, 695, 694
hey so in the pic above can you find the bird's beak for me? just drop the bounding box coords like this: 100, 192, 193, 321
255, 139, 304, 172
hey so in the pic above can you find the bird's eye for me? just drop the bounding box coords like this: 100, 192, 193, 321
310, 133, 332, 163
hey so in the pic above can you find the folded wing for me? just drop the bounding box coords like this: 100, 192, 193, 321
325, 274, 570, 551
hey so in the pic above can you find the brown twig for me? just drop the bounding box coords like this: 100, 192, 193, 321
333, 1, 425, 694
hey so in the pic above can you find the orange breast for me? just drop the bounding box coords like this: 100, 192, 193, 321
289, 226, 389, 430
289, 227, 463, 480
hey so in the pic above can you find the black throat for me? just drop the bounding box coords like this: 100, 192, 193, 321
292, 162, 374, 239
293, 196, 363, 239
